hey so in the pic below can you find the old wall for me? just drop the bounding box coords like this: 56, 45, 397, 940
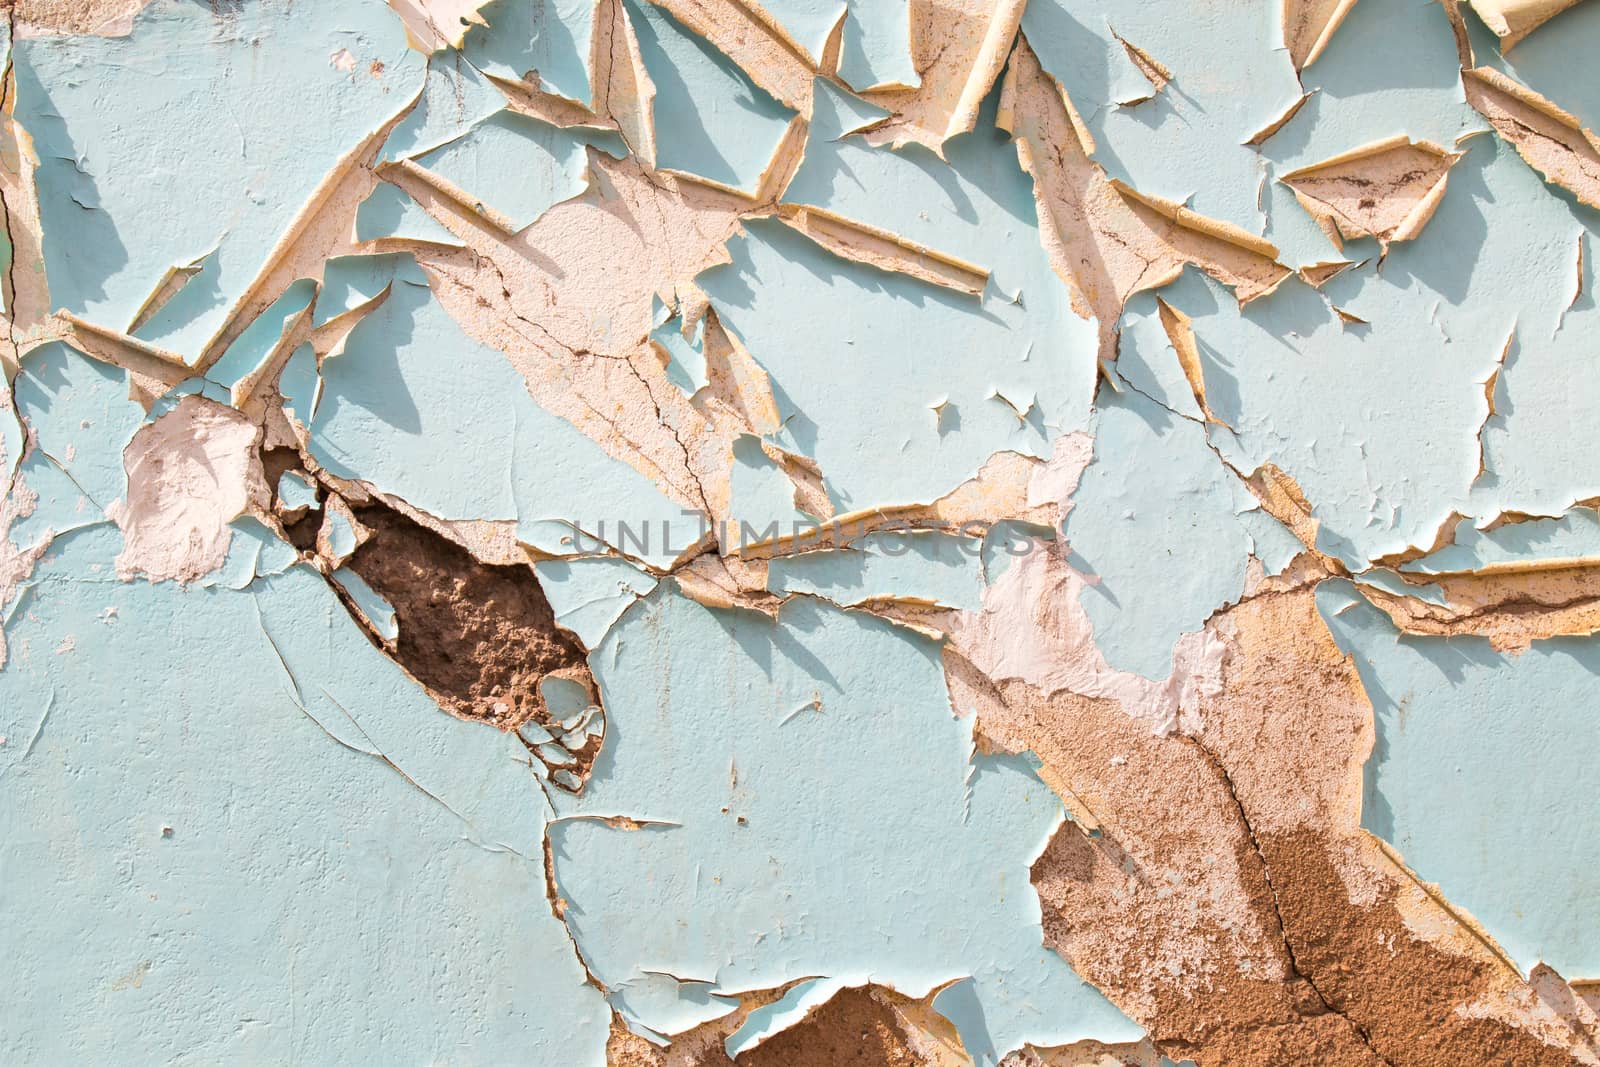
1, 0, 1598, 1063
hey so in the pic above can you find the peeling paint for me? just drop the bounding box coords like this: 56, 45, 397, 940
3, 0, 1599, 1063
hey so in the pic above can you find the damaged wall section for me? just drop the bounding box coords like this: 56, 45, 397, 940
1, 0, 1599, 1064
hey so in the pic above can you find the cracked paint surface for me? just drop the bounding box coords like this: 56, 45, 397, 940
1, 0, 1599, 1063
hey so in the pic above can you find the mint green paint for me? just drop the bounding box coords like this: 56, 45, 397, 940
204, 280, 319, 391
1063, 383, 1256, 680
332, 564, 400, 639
321, 506, 360, 562
414, 110, 624, 229
533, 556, 659, 648
14, 0, 423, 359
380, 50, 506, 163
548, 582, 1142, 1061
1404, 509, 1600, 575
766, 529, 987, 612
0, 533, 610, 1063
276, 471, 321, 513
13, 343, 146, 514
761, 0, 916, 90
463, 0, 597, 105
700, 218, 1094, 511
1320, 580, 1600, 976
650, 301, 709, 398
354, 182, 465, 246
1022, 0, 1301, 236
305, 255, 688, 567
728, 433, 813, 535
627, 0, 797, 192
785, 81, 1059, 302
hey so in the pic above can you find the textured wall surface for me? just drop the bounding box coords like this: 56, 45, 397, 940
1, 0, 1598, 1063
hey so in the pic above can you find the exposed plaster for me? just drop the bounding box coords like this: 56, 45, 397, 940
2, 0, 1599, 1063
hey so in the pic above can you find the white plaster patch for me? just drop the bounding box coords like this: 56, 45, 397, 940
109, 395, 267, 585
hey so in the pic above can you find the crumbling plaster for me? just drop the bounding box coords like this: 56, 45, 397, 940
2, 0, 1599, 1063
